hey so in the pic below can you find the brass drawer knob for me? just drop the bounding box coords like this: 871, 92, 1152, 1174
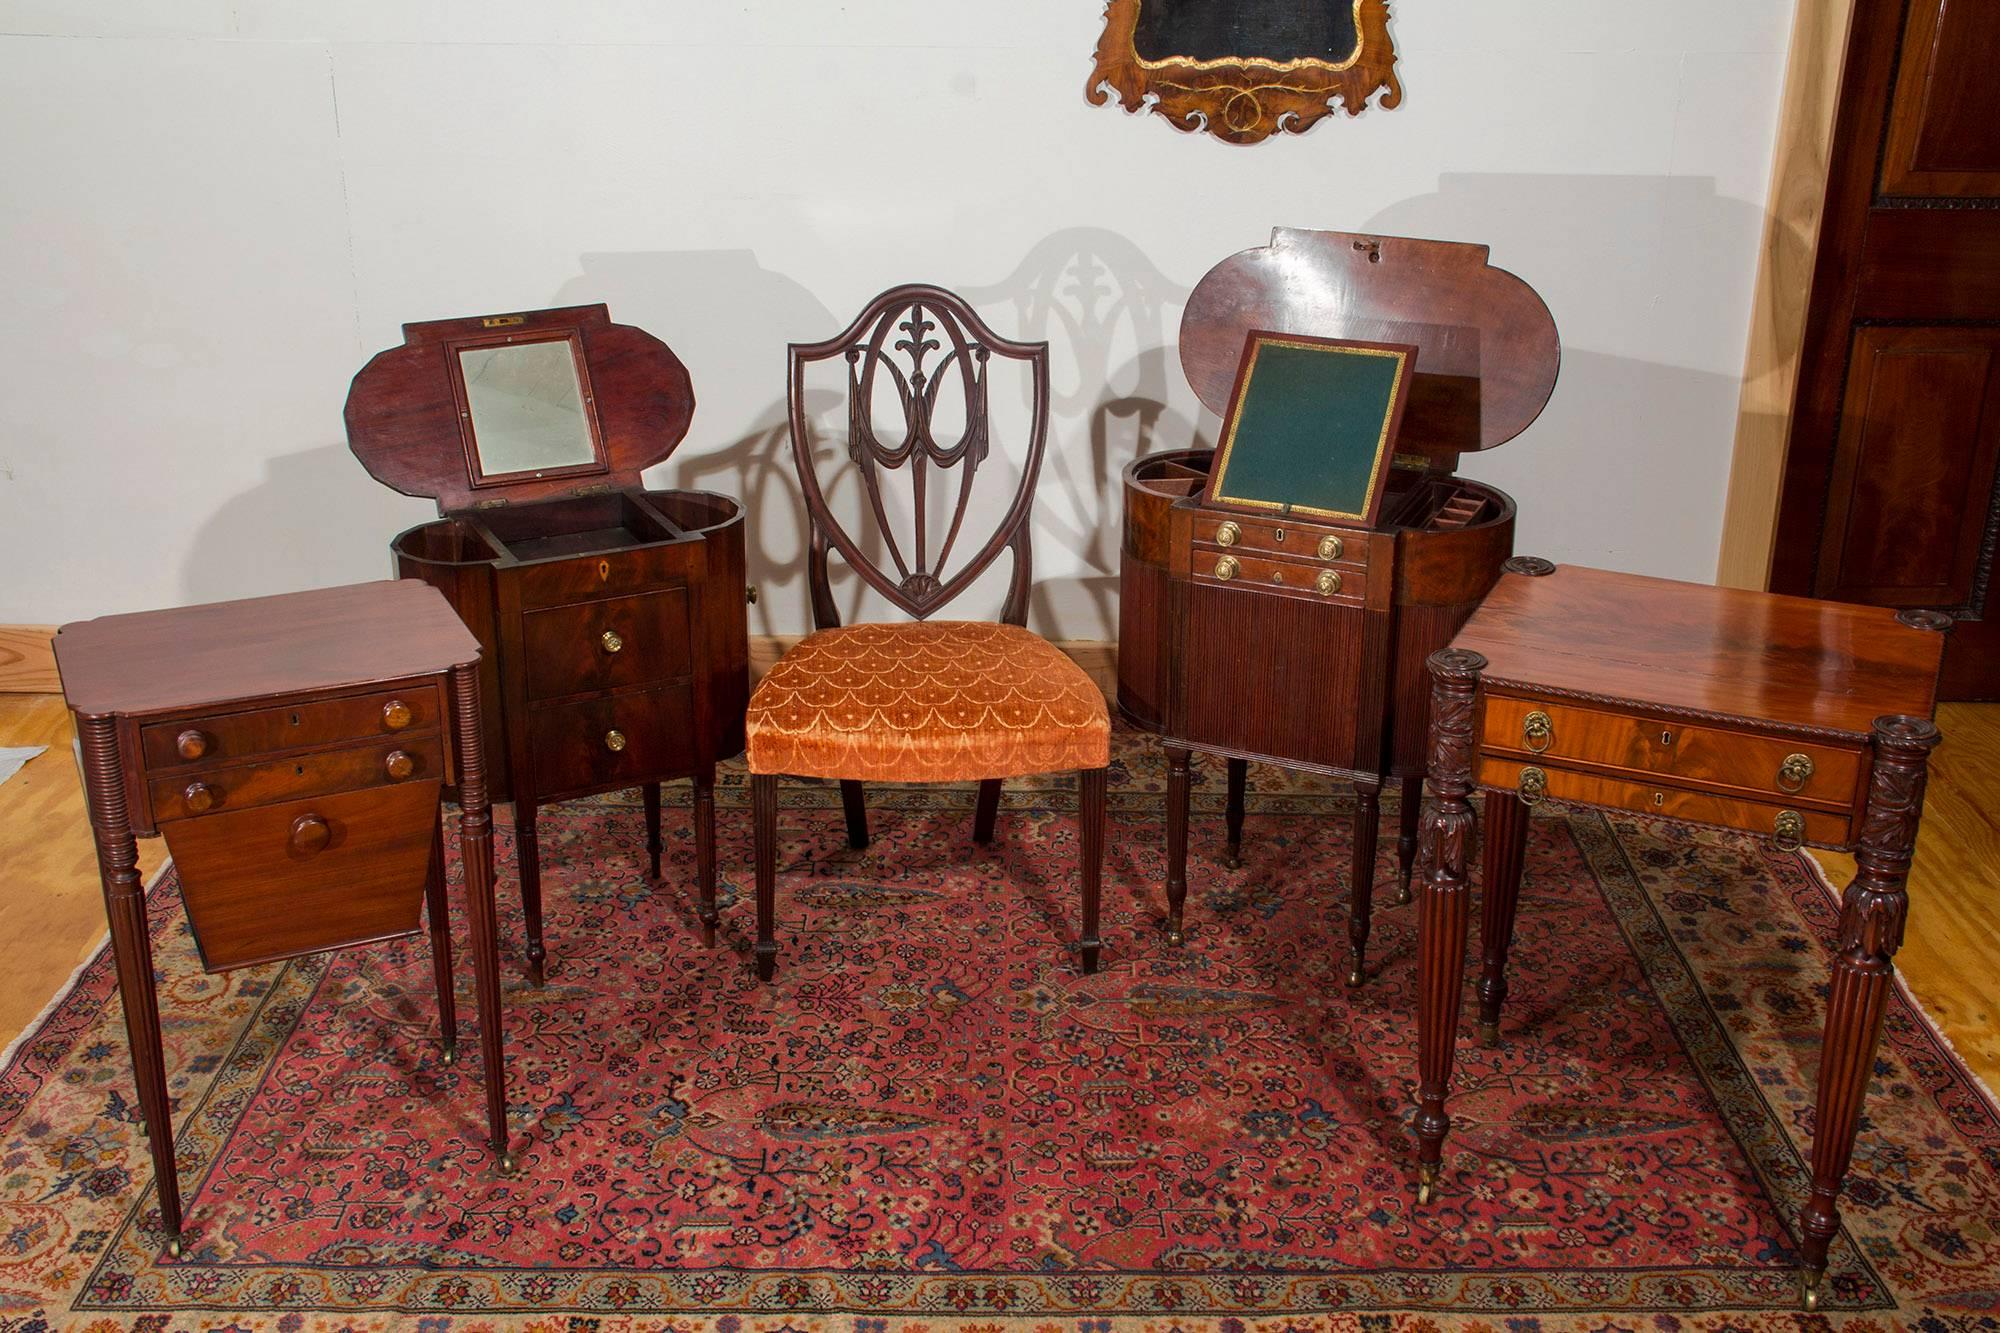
1518, 766, 1547, 807
290, 813, 332, 857
382, 699, 413, 731
1774, 809, 1805, 852
1522, 710, 1554, 753
1316, 569, 1342, 596
1317, 534, 1343, 561
1213, 555, 1239, 581
604, 729, 628, 753
176, 729, 210, 761
600, 629, 625, 655
1777, 752, 1815, 793
1215, 521, 1241, 547
383, 750, 415, 781
183, 781, 219, 814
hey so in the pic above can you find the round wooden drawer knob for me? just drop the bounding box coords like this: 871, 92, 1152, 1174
382, 699, 413, 730
383, 750, 416, 781
600, 629, 625, 655
290, 813, 332, 857
604, 729, 628, 753
176, 729, 210, 761
183, 781, 219, 813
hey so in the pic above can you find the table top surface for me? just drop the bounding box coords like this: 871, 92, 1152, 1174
55, 580, 481, 718
1454, 565, 1946, 738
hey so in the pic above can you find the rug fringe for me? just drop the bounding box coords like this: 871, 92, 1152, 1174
1802, 850, 2000, 1116
0, 856, 174, 1070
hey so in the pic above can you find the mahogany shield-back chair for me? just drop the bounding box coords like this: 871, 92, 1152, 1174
744, 284, 1111, 982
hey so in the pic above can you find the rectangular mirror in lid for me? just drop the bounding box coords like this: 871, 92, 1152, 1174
453, 335, 603, 485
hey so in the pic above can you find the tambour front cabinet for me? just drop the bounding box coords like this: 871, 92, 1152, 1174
346, 304, 750, 984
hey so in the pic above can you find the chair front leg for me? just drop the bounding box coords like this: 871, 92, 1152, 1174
1078, 768, 1106, 974
973, 778, 1003, 844
840, 779, 869, 850
753, 773, 780, 982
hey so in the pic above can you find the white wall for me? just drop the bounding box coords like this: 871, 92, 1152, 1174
0, 1, 1795, 638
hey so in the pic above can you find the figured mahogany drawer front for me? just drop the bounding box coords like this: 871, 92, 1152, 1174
1192, 513, 1368, 569
149, 736, 445, 823
527, 682, 697, 798
1481, 695, 1863, 810
1190, 543, 1367, 607
521, 589, 692, 703
513, 544, 697, 612
163, 782, 437, 972
1479, 755, 1852, 847
141, 686, 442, 771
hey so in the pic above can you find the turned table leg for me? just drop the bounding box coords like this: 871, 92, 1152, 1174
1078, 767, 1106, 974
1395, 773, 1423, 905
1164, 746, 1191, 945
642, 782, 662, 881
77, 714, 185, 1255
693, 765, 718, 947
424, 809, 458, 1066
1224, 757, 1247, 869
1797, 715, 1939, 1310
1414, 649, 1485, 1204
451, 664, 514, 1173
752, 773, 779, 981
1477, 790, 1530, 1045
1347, 778, 1380, 986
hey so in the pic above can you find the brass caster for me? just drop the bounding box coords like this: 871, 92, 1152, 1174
1224, 851, 1242, 871
1479, 1021, 1499, 1047
1166, 920, 1186, 947
497, 1151, 520, 1176
440, 1042, 458, 1067
1800, 1268, 1824, 1311
1416, 1162, 1440, 1205
1346, 965, 1364, 988
164, 1234, 185, 1259
1394, 881, 1413, 908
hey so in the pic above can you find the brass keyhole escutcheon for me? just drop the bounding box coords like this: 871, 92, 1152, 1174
383, 750, 415, 781
183, 781, 218, 814
1518, 766, 1548, 807
1773, 809, 1805, 852
604, 729, 628, 753
1273, 527, 1286, 543
1661, 729, 1675, 747
1652, 791, 1665, 807
1213, 555, 1239, 581
600, 629, 625, 655
1215, 521, 1240, 547
597, 559, 611, 581
290, 813, 332, 857
176, 729, 209, 761
1522, 710, 1553, 753
1317, 534, 1343, 561
1269, 569, 1285, 585
382, 699, 413, 731
1316, 569, 1342, 596
1777, 752, 1814, 793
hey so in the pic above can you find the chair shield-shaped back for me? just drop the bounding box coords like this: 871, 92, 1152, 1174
787, 284, 1052, 630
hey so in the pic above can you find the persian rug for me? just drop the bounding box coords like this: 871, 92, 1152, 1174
2, 725, 1997, 1331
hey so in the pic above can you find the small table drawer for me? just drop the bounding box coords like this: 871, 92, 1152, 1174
1190, 543, 1368, 606
521, 589, 692, 703
1482, 695, 1862, 809
1191, 513, 1367, 567
1479, 755, 1851, 847
526, 682, 697, 796
141, 685, 442, 771
149, 736, 445, 823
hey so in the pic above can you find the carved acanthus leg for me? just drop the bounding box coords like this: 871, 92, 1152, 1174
1477, 790, 1530, 1045
1798, 715, 1939, 1310
840, 779, 869, 850
1078, 768, 1106, 974
1224, 757, 1247, 869
1347, 779, 1381, 987
753, 773, 779, 982
78, 714, 184, 1254
424, 808, 458, 1066
513, 801, 545, 987
1395, 773, 1423, 905
450, 663, 514, 1173
1414, 649, 1485, 1204
693, 765, 718, 948
1164, 746, 1191, 945
642, 781, 662, 881
973, 777, 1002, 844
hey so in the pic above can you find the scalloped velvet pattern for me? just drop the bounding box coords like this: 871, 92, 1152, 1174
1, 727, 1996, 1328
745, 620, 1110, 780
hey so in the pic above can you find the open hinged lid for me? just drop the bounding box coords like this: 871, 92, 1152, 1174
1180, 229, 1559, 471
345, 304, 695, 513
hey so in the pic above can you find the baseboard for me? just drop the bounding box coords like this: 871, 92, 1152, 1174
752, 635, 1117, 701
0, 627, 58, 694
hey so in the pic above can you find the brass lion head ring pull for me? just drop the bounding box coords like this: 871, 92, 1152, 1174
604, 729, 628, 753
600, 629, 625, 655
1777, 752, 1814, 793
1518, 766, 1548, 807
1773, 809, 1805, 852
1522, 710, 1554, 754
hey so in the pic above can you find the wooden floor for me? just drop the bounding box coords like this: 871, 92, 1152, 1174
0, 694, 1993, 1090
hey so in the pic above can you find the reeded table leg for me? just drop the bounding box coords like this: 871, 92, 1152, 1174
1078, 767, 1106, 974
693, 765, 718, 947
1798, 715, 1939, 1310
513, 802, 545, 987
1224, 757, 1247, 869
1477, 790, 1530, 1045
1164, 746, 1191, 945
642, 782, 662, 881
1347, 778, 1380, 986
1395, 773, 1423, 905
1414, 649, 1485, 1204
451, 664, 514, 1174
424, 809, 458, 1066
77, 714, 185, 1256
753, 773, 780, 981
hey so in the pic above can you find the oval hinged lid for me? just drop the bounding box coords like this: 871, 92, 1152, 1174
1180, 229, 1559, 466
344, 304, 694, 514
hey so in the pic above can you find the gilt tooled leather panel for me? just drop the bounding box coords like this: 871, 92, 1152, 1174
745, 621, 1110, 781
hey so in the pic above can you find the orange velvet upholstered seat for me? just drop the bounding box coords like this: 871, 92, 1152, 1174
746, 621, 1109, 783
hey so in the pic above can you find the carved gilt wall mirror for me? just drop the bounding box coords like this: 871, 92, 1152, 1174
449, 332, 608, 488
1086, 0, 1400, 144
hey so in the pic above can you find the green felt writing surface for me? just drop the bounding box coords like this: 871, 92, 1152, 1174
1208, 337, 1411, 523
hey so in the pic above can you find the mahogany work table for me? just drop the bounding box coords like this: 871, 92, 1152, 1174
1414, 561, 1948, 1310
53, 580, 515, 1256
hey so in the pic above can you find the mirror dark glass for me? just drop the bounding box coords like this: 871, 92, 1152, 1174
457, 338, 600, 480
1132, 0, 1360, 65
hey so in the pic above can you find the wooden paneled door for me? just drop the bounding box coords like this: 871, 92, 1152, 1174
1770, 0, 2000, 699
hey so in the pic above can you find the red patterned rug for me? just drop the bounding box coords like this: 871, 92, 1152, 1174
3, 724, 1997, 1330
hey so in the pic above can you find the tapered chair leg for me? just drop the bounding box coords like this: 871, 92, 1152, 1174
424, 810, 459, 1066
1165, 746, 1191, 945
1348, 779, 1381, 986
1395, 773, 1423, 905
642, 782, 663, 881
693, 766, 718, 947
753, 773, 779, 982
840, 779, 869, 850
514, 802, 546, 987
973, 778, 1003, 844
1224, 757, 1247, 868
1079, 768, 1106, 973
